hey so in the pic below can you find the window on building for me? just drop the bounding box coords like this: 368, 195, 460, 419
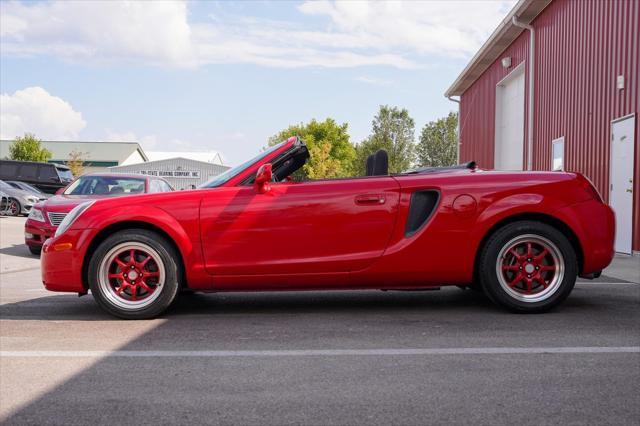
551, 137, 565, 171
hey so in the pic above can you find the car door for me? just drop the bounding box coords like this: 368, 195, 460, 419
200, 177, 400, 276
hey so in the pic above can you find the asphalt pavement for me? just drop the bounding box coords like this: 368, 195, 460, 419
1, 215, 639, 425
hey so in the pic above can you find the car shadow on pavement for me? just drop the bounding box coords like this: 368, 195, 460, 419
0, 243, 37, 259
0, 289, 495, 321
0, 285, 617, 322
0, 295, 113, 321
3, 286, 639, 425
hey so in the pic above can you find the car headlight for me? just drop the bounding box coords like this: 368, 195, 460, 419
27, 207, 45, 222
55, 201, 95, 237
26, 196, 39, 203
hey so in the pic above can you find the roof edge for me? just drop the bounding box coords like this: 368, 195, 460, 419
444, 0, 551, 97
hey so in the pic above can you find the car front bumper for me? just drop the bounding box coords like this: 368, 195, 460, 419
41, 229, 92, 293
21, 202, 35, 215
25, 218, 57, 249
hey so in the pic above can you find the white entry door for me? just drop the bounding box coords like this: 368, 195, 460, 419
495, 64, 525, 170
610, 114, 636, 254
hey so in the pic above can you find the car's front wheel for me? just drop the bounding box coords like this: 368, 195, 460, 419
478, 221, 577, 313
7, 199, 20, 216
88, 229, 180, 319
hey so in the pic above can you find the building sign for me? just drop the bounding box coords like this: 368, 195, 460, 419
139, 170, 200, 178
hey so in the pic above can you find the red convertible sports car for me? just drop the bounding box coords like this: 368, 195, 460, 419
41, 137, 615, 319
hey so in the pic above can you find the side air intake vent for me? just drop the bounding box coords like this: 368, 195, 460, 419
405, 190, 439, 237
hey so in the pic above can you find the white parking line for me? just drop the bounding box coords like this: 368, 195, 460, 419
1, 347, 638, 358
575, 282, 638, 285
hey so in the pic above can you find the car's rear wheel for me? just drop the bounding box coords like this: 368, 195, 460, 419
478, 221, 577, 313
7, 199, 20, 216
88, 230, 180, 319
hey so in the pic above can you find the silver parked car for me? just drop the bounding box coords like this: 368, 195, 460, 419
0, 190, 11, 215
0, 180, 44, 216
6, 181, 52, 200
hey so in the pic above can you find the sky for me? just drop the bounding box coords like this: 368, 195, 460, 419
0, 0, 516, 165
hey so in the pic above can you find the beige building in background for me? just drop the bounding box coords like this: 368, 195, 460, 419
0, 140, 148, 174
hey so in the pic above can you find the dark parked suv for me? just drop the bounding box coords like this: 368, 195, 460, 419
0, 160, 74, 194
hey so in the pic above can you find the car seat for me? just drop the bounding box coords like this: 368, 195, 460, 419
365, 149, 389, 176
365, 155, 375, 176
373, 149, 389, 175
93, 182, 110, 194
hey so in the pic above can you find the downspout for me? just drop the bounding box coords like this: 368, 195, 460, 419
447, 96, 461, 164
512, 15, 535, 171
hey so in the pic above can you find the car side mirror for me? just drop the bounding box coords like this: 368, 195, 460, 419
254, 163, 272, 194
55, 188, 65, 195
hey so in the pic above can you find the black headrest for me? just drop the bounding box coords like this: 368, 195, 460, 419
365, 154, 375, 176
373, 149, 388, 175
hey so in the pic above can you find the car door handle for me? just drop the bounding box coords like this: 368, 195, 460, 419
355, 194, 386, 205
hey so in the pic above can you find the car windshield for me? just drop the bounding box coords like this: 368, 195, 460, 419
64, 176, 146, 196
200, 141, 287, 188
0, 180, 13, 190
56, 167, 74, 181
10, 181, 42, 194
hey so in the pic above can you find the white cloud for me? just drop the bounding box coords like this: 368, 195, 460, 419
355, 76, 393, 86
0, 0, 195, 67
103, 130, 200, 153
0, 0, 516, 68
0, 87, 86, 140
104, 130, 161, 150
297, 1, 516, 58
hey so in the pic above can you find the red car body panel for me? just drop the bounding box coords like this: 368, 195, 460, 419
200, 176, 400, 276
40, 138, 615, 295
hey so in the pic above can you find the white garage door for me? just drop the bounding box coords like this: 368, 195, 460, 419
495, 65, 525, 170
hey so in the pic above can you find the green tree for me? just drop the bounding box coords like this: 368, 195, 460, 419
416, 112, 458, 167
353, 105, 415, 175
269, 118, 355, 179
8, 134, 52, 162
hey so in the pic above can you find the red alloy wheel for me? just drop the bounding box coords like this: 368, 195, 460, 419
98, 242, 165, 310
8, 199, 20, 216
496, 234, 565, 303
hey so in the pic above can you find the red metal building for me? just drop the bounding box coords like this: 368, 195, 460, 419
446, 0, 639, 254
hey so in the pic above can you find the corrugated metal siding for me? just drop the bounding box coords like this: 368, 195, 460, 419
109, 157, 230, 189
459, 0, 640, 251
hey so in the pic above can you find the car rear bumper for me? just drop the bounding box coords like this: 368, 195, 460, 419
41, 229, 91, 293
25, 219, 57, 248
554, 199, 615, 275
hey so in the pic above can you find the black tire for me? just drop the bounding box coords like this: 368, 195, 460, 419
478, 220, 577, 313
28, 245, 41, 256
88, 229, 181, 319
